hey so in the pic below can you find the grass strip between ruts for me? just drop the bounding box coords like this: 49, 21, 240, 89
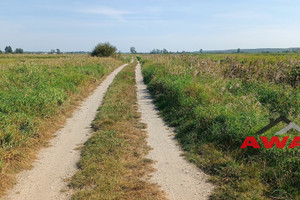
70, 61, 166, 200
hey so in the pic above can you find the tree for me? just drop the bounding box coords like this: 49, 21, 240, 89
15, 48, 24, 54
50, 49, 55, 54
5, 46, 13, 54
237, 48, 241, 53
162, 49, 168, 54
56, 49, 61, 54
0, 49, 2, 54
91, 42, 117, 57
130, 47, 137, 54
200, 49, 203, 53
150, 49, 164, 54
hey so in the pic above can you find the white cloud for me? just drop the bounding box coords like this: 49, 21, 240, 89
79, 6, 131, 21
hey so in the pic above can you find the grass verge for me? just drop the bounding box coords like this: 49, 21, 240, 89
69, 62, 166, 199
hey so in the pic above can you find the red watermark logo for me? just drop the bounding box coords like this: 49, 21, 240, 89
240, 136, 300, 149
240, 116, 300, 149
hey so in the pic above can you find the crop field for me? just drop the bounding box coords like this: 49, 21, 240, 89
140, 54, 299, 199
0, 54, 125, 195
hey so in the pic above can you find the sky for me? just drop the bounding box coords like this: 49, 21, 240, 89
0, 0, 300, 52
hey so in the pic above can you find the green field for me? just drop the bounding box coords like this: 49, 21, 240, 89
0, 53, 299, 199
140, 54, 299, 199
0, 54, 125, 195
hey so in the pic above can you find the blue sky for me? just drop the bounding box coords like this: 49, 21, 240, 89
0, 0, 299, 52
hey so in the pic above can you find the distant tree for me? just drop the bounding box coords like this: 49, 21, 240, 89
130, 47, 137, 54
150, 49, 157, 54
150, 49, 167, 54
200, 49, 203, 53
49, 49, 55, 54
5, 46, 13, 54
0, 49, 2, 54
15, 48, 24, 54
91, 42, 117, 57
56, 49, 61, 54
237, 48, 241, 53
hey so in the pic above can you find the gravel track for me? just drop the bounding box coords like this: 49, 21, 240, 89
136, 62, 213, 200
5, 64, 127, 200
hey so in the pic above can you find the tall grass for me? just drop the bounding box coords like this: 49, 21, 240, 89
0, 54, 123, 196
141, 54, 299, 199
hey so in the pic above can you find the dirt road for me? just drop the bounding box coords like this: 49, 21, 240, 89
5, 64, 127, 200
136, 63, 213, 200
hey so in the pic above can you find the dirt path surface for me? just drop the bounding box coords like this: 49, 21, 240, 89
5, 64, 127, 200
136, 63, 213, 200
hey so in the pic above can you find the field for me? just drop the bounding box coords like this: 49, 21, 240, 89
0, 53, 299, 200
139, 54, 299, 199
0, 54, 126, 195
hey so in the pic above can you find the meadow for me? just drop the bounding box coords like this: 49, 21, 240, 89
0, 54, 125, 195
0, 53, 299, 199
140, 54, 299, 199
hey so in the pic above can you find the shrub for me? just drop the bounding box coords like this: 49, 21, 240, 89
91, 42, 117, 57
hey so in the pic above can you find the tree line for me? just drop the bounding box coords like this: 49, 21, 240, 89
130, 47, 205, 54
0, 46, 24, 54
0, 46, 62, 54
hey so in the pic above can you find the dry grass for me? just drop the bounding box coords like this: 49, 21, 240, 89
0, 54, 124, 197
69, 62, 166, 200
140, 54, 299, 200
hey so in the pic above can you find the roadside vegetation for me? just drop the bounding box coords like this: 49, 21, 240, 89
70, 61, 165, 199
140, 54, 299, 200
0, 54, 124, 196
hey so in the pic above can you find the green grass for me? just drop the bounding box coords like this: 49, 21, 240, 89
140, 54, 299, 200
0, 54, 124, 196
69, 62, 165, 200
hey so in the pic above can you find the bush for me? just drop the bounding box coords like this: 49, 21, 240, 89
91, 42, 117, 57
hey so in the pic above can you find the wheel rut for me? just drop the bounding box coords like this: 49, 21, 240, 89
5, 64, 127, 200
135, 63, 213, 200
